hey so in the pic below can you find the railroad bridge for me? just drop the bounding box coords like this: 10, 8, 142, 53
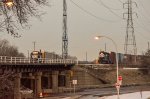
1, 56, 149, 99
0, 56, 76, 72
0, 56, 76, 99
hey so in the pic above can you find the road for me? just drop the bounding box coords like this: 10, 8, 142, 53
43, 85, 150, 99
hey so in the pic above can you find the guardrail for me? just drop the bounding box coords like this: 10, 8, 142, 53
0, 56, 77, 64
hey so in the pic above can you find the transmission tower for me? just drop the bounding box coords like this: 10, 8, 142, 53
123, 0, 137, 56
62, 0, 68, 59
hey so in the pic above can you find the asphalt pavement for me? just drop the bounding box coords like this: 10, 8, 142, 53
42, 85, 150, 99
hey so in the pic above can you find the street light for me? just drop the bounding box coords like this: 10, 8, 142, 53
95, 35, 120, 99
2, 0, 13, 7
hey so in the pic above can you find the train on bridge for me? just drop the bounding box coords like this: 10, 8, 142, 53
30, 50, 68, 63
30, 50, 45, 62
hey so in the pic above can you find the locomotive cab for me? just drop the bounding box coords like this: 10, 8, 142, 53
98, 51, 112, 64
30, 50, 44, 63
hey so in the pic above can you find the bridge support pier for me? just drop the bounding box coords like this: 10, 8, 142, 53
48, 74, 52, 89
35, 72, 42, 98
148, 68, 150, 75
29, 73, 35, 91
65, 71, 71, 87
52, 71, 59, 93
14, 73, 21, 99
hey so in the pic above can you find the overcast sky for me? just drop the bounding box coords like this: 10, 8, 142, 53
1, 0, 150, 61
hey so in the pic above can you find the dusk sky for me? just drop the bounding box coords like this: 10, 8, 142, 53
1, 0, 150, 61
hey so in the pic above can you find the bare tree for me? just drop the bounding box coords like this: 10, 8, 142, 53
145, 49, 150, 56
0, 39, 25, 98
140, 49, 150, 69
0, 71, 15, 91
0, 71, 16, 98
0, 0, 48, 37
0, 39, 25, 56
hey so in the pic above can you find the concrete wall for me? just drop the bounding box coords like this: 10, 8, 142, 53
71, 65, 150, 88
71, 66, 103, 89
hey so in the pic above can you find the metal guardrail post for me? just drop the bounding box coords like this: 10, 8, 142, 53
23, 58, 25, 63
58, 59, 60, 63
0, 56, 2, 63
38, 58, 39, 63
52, 59, 53, 63
10, 57, 12, 63
49, 59, 50, 63
56, 59, 57, 63
20, 58, 21, 63
28, 58, 30, 63
53, 59, 54, 63
4, 56, 6, 63
67, 59, 69, 64
14, 57, 17, 64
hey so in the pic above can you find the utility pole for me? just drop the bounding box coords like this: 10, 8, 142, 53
85, 52, 87, 62
33, 41, 36, 51
123, 0, 138, 64
27, 50, 29, 58
62, 0, 68, 59
105, 43, 106, 52
148, 42, 149, 50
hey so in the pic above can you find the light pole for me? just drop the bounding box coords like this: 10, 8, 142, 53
95, 35, 120, 99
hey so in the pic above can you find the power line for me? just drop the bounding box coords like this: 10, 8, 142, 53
137, 11, 150, 24
131, 0, 150, 36
134, 30, 150, 40
135, 20, 150, 33
95, 0, 123, 19
94, 0, 121, 10
137, 0, 150, 16
69, 0, 119, 22
136, 0, 150, 23
118, 0, 123, 3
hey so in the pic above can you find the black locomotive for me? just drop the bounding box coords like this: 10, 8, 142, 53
98, 51, 113, 64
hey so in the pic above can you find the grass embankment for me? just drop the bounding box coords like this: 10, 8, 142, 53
103, 69, 150, 85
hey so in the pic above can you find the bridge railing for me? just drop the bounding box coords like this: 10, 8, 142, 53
38, 58, 76, 64
0, 56, 77, 64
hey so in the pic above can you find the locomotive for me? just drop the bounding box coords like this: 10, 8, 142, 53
30, 50, 45, 63
98, 51, 113, 64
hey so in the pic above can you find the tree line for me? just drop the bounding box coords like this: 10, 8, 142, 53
0, 39, 24, 57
